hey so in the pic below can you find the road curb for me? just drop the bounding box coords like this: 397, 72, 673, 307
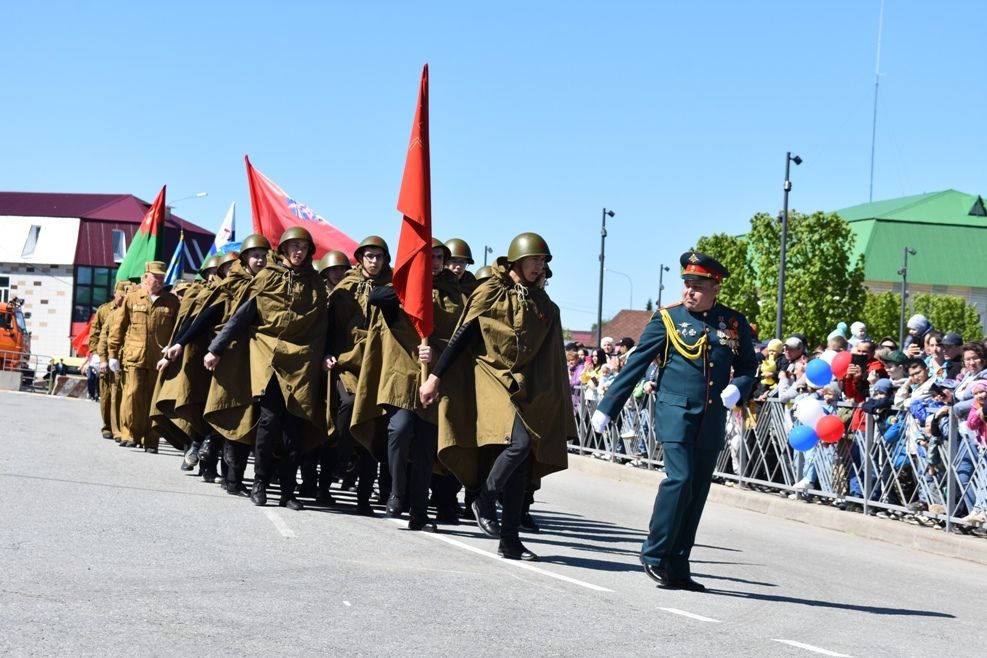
567, 453, 987, 567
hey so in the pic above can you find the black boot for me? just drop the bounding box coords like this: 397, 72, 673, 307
497, 536, 538, 561
250, 481, 268, 506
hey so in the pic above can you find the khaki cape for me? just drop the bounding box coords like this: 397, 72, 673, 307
436, 261, 574, 490
350, 270, 465, 458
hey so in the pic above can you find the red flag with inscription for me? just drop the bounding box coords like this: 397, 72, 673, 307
393, 64, 433, 339
244, 155, 358, 260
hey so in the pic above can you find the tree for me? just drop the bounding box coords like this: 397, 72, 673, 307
694, 233, 759, 322
862, 290, 985, 343
747, 210, 866, 346
645, 298, 653, 311
862, 290, 900, 342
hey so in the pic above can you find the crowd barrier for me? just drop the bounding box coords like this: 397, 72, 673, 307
571, 387, 987, 537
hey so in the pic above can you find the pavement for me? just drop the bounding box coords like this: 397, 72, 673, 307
3, 390, 987, 657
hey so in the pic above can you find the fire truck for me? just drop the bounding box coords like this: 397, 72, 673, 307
0, 297, 31, 371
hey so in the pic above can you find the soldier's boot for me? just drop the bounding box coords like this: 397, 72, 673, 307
250, 481, 268, 506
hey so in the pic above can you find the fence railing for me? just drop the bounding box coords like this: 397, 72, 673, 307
570, 386, 987, 536
0, 350, 54, 392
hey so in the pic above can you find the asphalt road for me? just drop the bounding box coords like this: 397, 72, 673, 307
2, 391, 985, 657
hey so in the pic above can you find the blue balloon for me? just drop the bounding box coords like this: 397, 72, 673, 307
805, 358, 834, 388
788, 425, 819, 451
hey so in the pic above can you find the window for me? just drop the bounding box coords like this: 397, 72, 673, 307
112, 230, 127, 263
0, 276, 9, 303
72, 266, 115, 322
21, 225, 41, 258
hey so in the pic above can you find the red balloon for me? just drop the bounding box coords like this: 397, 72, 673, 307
816, 415, 845, 443
831, 350, 853, 379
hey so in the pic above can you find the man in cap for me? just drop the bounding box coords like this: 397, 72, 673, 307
941, 332, 964, 379
107, 262, 180, 452
94, 281, 130, 441
591, 250, 757, 591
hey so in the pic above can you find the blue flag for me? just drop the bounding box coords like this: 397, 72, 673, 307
164, 230, 185, 286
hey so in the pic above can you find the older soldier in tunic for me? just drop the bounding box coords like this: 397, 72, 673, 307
90, 280, 129, 439
95, 281, 130, 442
592, 251, 757, 592
107, 261, 179, 452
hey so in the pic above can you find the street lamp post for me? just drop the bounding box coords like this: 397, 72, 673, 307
483, 245, 493, 266
898, 247, 917, 346
597, 208, 615, 347
657, 264, 670, 308
605, 268, 633, 309
775, 152, 802, 340
165, 192, 208, 220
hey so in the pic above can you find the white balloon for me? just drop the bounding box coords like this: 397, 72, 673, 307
819, 349, 837, 364
794, 396, 826, 427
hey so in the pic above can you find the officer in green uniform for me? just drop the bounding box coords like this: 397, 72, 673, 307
592, 251, 756, 592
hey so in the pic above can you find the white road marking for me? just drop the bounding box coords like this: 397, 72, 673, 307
772, 639, 850, 657
658, 607, 720, 623
263, 508, 297, 538
386, 518, 612, 592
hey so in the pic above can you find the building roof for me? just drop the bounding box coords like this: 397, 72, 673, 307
0, 191, 213, 236
600, 309, 654, 347
837, 189, 987, 288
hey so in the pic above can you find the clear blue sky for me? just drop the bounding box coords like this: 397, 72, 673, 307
3, 1, 984, 331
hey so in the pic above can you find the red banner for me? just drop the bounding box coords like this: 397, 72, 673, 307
245, 156, 357, 260
393, 64, 433, 339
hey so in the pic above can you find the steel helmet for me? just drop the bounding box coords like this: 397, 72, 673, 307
277, 226, 315, 256
444, 238, 474, 264
239, 233, 271, 253
431, 237, 451, 261
199, 254, 221, 272
475, 266, 493, 281
354, 235, 390, 262
507, 232, 552, 263
318, 250, 351, 273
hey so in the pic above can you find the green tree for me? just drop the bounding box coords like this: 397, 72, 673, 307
693, 233, 758, 322
645, 298, 653, 311
862, 290, 901, 343
747, 210, 866, 345
913, 293, 985, 342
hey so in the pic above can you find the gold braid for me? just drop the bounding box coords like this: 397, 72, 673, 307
659, 308, 707, 361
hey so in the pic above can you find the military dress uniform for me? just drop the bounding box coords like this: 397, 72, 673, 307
107, 262, 179, 451
596, 251, 756, 590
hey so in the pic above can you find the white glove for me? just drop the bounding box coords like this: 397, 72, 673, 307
591, 410, 610, 433
720, 384, 740, 409
108, 358, 121, 374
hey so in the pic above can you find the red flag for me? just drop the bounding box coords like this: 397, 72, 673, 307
72, 315, 93, 357
393, 64, 433, 339
244, 156, 358, 260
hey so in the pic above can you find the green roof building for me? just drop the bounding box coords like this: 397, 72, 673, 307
837, 189, 987, 332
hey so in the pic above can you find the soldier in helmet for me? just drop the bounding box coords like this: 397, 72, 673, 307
316, 250, 351, 293
421, 232, 575, 560
474, 266, 493, 283
95, 281, 131, 442
107, 261, 180, 453
351, 238, 465, 528
204, 227, 330, 510
323, 236, 393, 514
591, 250, 757, 592
444, 238, 479, 295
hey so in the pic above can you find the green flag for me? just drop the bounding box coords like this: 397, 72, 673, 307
116, 185, 166, 283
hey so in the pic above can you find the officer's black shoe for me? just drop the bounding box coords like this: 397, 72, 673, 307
471, 499, 501, 538
355, 501, 376, 517
497, 538, 538, 561
640, 556, 670, 585
520, 513, 540, 533
201, 466, 218, 484
118, 441, 131, 448
385, 494, 404, 519
250, 482, 268, 507
659, 577, 707, 593
279, 497, 304, 511
180, 461, 194, 472
408, 515, 436, 531
101, 431, 113, 440
145, 447, 158, 454
316, 489, 336, 506
227, 482, 248, 496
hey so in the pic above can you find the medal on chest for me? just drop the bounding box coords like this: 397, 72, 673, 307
715, 315, 740, 353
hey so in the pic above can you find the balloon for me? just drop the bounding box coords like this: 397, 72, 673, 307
831, 351, 853, 379
789, 425, 819, 451
819, 349, 837, 364
817, 415, 845, 443
805, 359, 834, 387
794, 396, 826, 427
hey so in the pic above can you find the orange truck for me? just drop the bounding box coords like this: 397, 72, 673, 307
0, 297, 31, 371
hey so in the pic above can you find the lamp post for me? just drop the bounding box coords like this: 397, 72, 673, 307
605, 268, 633, 309
597, 208, 615, 347
898, 246, 917, 346
657, 264, 670, 308
775, 152, 802, 340
483, 245, 493, 266
165, 192, 208, 221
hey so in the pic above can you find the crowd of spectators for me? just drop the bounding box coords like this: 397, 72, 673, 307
568, 314, 987, 536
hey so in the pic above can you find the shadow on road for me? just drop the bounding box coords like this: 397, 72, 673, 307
709, 589, 956, 618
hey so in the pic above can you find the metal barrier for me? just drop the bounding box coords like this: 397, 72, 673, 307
0, 350, 54, 393
571, 387, 987, 537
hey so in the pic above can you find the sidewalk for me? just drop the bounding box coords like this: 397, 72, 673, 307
567, 453, 987, 567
